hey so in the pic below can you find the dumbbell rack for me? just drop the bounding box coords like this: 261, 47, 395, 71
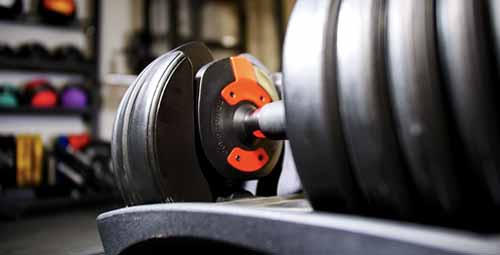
0, 1, 107, 218
0, 0, 101, 136
97, 196, 500, 255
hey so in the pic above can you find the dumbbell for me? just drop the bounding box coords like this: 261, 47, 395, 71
53, 136, 114, 192
112, 43, 264, 205
112, 39, 361, 209
113, 0, 500, 232
52, 45, 86, 63
16, 42, 51, 60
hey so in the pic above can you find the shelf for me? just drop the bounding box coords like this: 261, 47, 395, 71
0, 107, 91, 117
0, 15, 90, 31
0, 57, 94, 75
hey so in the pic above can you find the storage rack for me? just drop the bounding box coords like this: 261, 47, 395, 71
175, 0, 284, 65
0, 0, 101, 137
138, 0, 248, 57
180, 0, 247, 53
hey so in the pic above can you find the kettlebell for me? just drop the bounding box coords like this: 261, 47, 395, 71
60, 84, 88, 108
38, 0, 77, 25
23, 79, 58, 108
0, 83, 19, 107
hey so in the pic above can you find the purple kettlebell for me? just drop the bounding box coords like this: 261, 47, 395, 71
61, 86, 88, 108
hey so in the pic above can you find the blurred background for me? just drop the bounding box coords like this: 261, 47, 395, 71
0, 0, 294, 253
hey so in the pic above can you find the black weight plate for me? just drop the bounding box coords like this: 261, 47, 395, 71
337, 0, 415, 219
116, 51, 167, 204
386, 0, 462, 217
124, 52, 184, 203
112, 51, 167, 203
126, 45, 213, 204
120, 43, 214, 205
196, 57, 283, 181
489, 0, 500, 74
283, 0, 364, 213
437, 0, 500, 207
111, 60, 156, 204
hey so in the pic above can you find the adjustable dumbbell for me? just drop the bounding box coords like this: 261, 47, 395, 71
112, 40, 359, 212
112, 43, 285, 205
113, 0, 500, 232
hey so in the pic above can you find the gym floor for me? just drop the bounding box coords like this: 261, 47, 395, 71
0, 205, 114, 255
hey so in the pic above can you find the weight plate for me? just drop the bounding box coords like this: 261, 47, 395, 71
196, 56, 283, 181
111, 60, 155, 204
386, 0, 462, 217
283, 0, 363, 213
16, 135, 31, 187
32, 135, 43, 187
337, 0, 415, 219
489, 0, 500, 74
437, 0, 500, 207
123, 52, 184, 203
116, 42, 215, 205
114, 50, 166, 204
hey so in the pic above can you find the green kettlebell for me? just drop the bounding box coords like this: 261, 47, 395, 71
0, 83, 19, 107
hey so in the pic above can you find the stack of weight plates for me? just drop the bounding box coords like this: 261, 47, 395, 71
283, 0, 500, 232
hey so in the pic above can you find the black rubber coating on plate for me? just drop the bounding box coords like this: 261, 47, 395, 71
118, 43, 214, 205
119, 54, 172, 204
112, 57, 159, 204
112, 44, 181, 203
337, 0, 415, 219
111, 72, 136, 202
488, 0, 500, 75
283, 0, 364, 213
124, 52, 184, 204
437, 0, 500, 207
386, 0, 462, 217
